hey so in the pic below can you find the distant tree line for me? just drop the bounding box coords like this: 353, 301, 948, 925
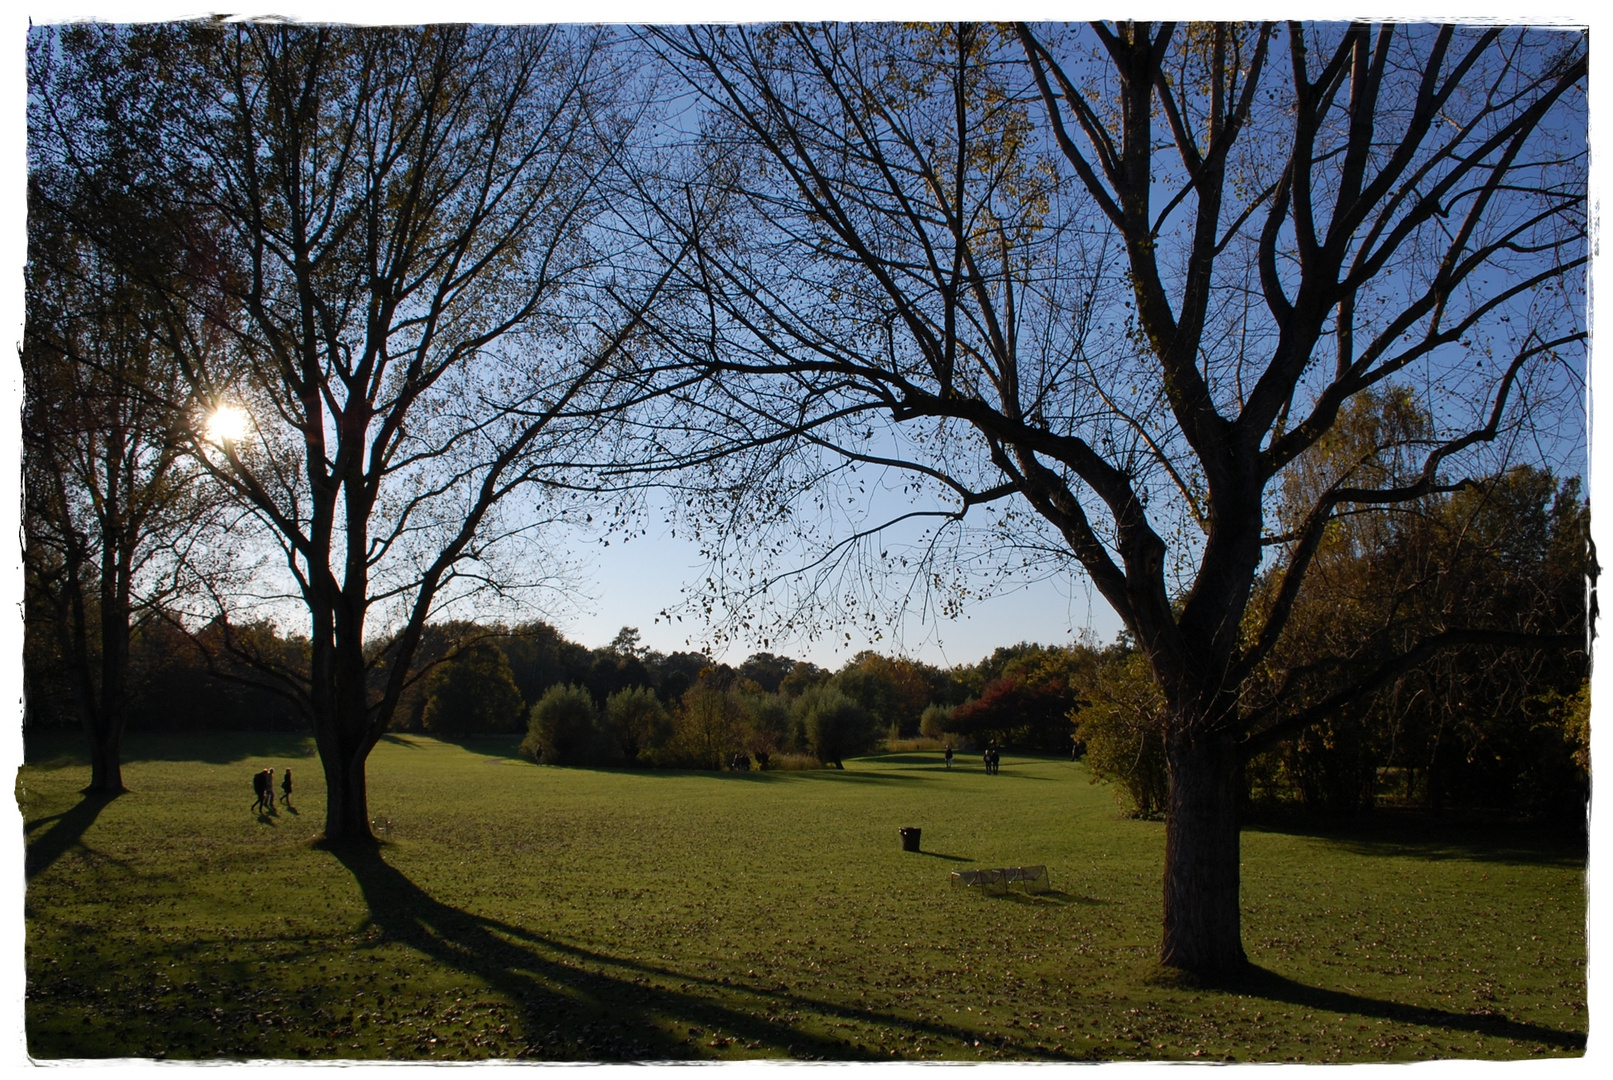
28, 439, 1586, 822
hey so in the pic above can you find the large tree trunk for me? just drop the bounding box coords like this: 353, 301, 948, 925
85, 725, 126, 794
1160, 726, 1246, 974
318, 731, 375, 842
313, 617, 381, 844
85, 592, 131, 794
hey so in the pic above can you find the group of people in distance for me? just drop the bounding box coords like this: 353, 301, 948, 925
941, 744, 1001, 773
252, 767, 292, 813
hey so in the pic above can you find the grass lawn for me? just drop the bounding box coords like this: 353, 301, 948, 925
19, 732, 1586, 1061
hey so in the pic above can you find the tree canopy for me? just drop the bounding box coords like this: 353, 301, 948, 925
638, 21, 1587, 972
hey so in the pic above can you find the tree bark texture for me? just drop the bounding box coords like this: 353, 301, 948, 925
1160, 727, 1246, 973
310, 598, 382, 843
85, 724, 126, 794
317, 731, 376, 843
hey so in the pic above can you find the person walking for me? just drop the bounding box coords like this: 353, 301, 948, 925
944, 744, 954, 769
280, 768, 293, 805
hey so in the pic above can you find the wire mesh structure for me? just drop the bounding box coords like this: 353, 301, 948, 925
950, 865, 1049, 895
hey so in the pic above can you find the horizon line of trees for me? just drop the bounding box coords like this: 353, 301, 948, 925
28, 447, 1588, 819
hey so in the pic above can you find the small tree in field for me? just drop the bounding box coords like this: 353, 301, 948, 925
918, 704, 953, 741
603, 686, 672, 764
1076, 651, 1170, 818
523, 684, 601, 766
797, 686, 880, 768
662, 680, 749, 770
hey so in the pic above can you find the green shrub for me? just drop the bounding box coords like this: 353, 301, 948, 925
885, 736, 949, 752
797, 685, 879, 768
1074, 652, 1168, 818
523, 683, 603, 765
651, 682, 750, 770
746, 693, 797, 755
764, 752, 824, 771
603, 685, 672, 764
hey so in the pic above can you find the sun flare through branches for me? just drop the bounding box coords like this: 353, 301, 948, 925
204, 405, 251, 445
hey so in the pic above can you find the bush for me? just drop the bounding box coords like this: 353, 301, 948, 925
886, 736, 949, 752
797, 685, 879, 768
603, 685, 672, 764
1074, 652, 1168, 817
651, 682, 750, 770
746, 693, 797, 755
765, 752, 824, 771
522, 683, 604, 765
950, 671, 1082, 752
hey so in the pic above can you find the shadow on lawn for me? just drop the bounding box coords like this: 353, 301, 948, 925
25, 790, 120, 880
23, 730, 318, 768
677, 768, 928, 786
432, 735, 526, 761
989, 890, 1107, 908
1242, 812, 1586, 869
1212, 966, 1585, 1051
331, 843, 1075, 1062
379, 734, 427, 749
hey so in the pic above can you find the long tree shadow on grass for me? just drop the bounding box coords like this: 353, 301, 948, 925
1242, 811, 1586, 869
429, 734, 525, 761
25, 790, 120, 880
23, 731, 319, 769
127, 732, 317, 766
330, 842, 1077, 1061
609, 768, 929, 786
1193, 965, 1585, 1052
379, 734, 427, 749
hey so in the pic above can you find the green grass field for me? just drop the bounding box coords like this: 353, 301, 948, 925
19, 732, 1586, 1061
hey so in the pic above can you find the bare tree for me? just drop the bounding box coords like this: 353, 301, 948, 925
640, 22, 1586, 972
31, 23, 678, 841
25, 41, 240, 793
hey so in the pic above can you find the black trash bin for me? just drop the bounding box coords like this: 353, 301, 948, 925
899, 827, 922, 852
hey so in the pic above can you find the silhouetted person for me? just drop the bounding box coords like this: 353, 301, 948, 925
944, 745, 954, 769
252, 769, 271, 813
280, 768, 292, 805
